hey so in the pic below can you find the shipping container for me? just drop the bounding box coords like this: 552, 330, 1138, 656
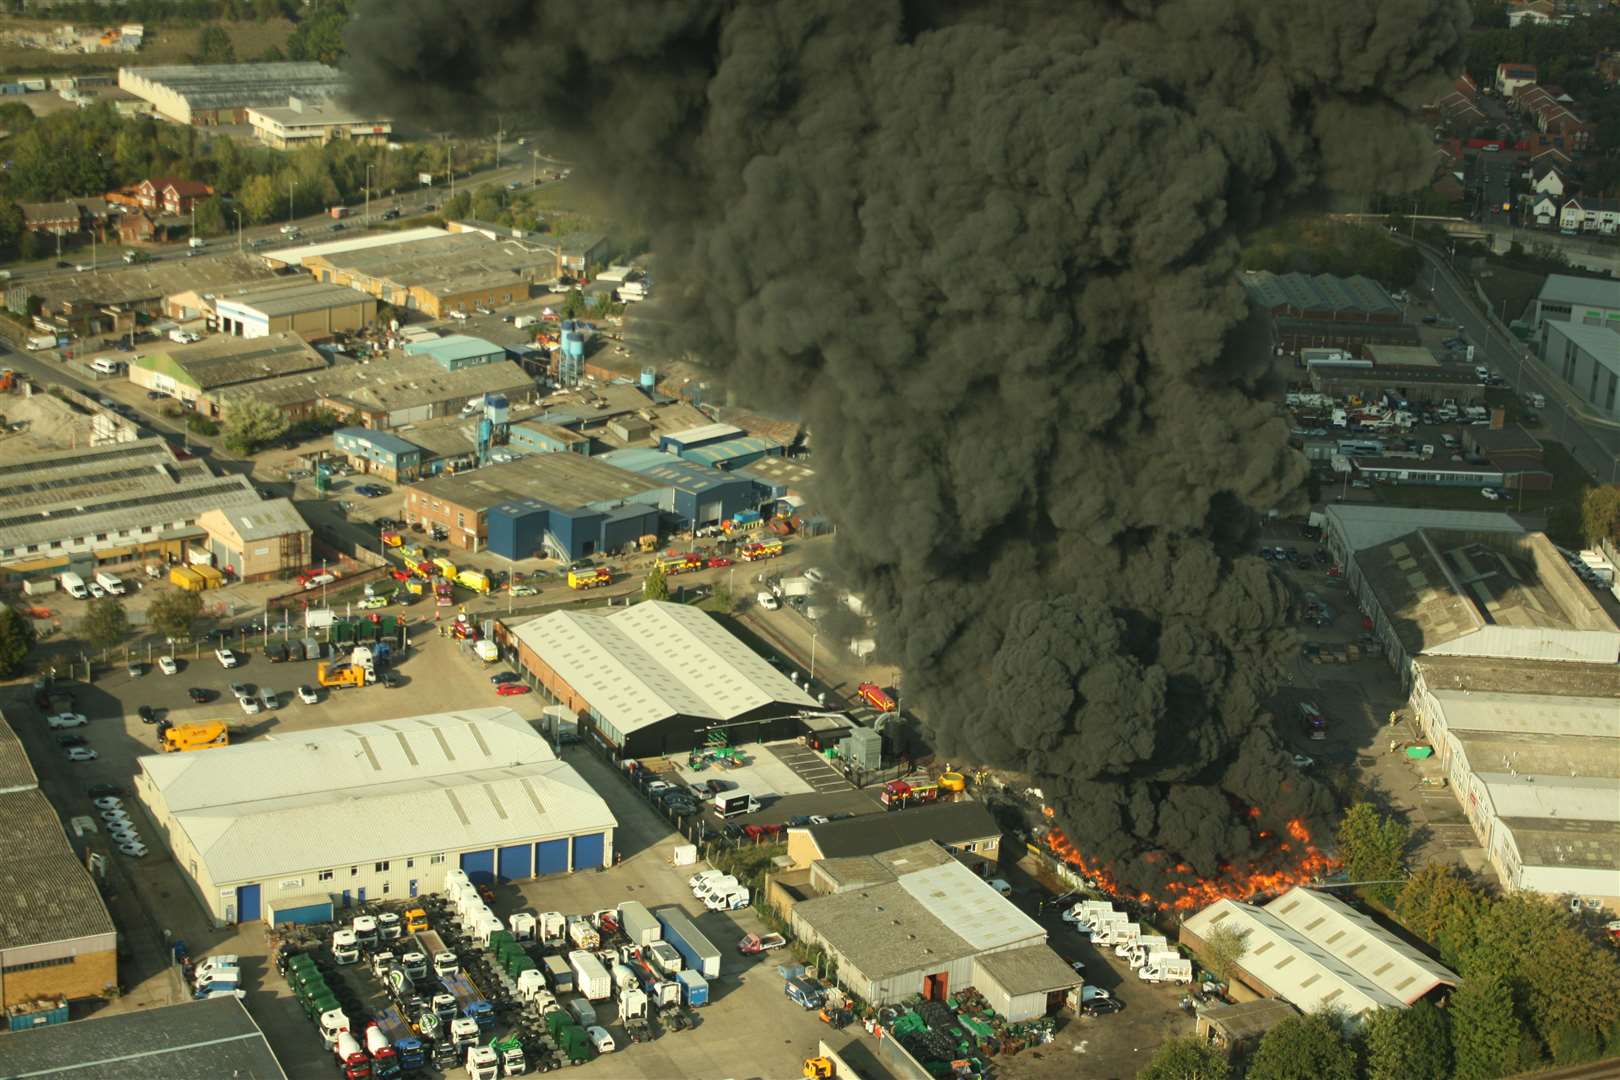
169, 566, 205, 591
192, 564, 224, 589
675, 969, 709, 1007
568, 950, 611, 1001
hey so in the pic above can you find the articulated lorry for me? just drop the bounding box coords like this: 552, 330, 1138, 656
373, 1007, 424, 1070
655, 906, 721, 979
413, 929, 459, 979
441, 970, 495, 1033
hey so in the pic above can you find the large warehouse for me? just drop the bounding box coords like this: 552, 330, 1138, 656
1409, 655, 1620, 910
212, 279, 377, 339
786, 840, 1078, 1016
135, 708, 616, 925
1182, 887, 1458, 1023
0, 712, 117, 1010
511, 601, 820, 757
117, 62, 348, 124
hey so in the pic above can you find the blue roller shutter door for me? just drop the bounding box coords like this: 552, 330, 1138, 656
460, 849, 496, 885
235, 883, 261, 923
534, 839, 569, 876
571, 833, 604, 871
498, 844, 532, 882
270, 899, 333, 926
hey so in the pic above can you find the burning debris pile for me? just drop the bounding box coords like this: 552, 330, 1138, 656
347, 0, 1468, 902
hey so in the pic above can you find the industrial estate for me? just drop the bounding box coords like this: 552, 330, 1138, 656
0, 7, 1616, 1080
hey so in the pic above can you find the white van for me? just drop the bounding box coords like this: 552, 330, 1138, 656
169, 329, 200, 345
60, 571, 88, 599
89, 357, 122, 375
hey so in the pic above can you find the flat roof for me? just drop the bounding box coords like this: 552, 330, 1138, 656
335, 426, 421, 456
411, 453, 652, 513
213, 279, 375, 318
662, 422, 743, 447
1544, 319, 1620, 372
1430, 689, 1618, 738
597, 448, 743, 495
265, 226, 448, 269
1242, 271, 1400, 316
1365, 345, 1441, 367
31, 254, 282, 307
1414, 655, 1620, 697
1479, 772, 1620, 823
800, 801, 1000, 860
132, 333, 325, 389
0, 996, 286, 1079
403, 334, 505, 362
141, 709, 615, 885
203, 497, 309, 542
0, 788, 117, 951
122, 61, 345, 110
1538, 273, 1620, 310
0, 438, 264, 552
248, 96, 388, 127
310, 232, 557, 288
1498, 816, 1620, 871
511, 601, 819, 736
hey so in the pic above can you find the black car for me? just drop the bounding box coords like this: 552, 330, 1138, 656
187, 687, 215, 703
379, 672, 402, 688
382, 208, 401, 220
1081, 998, 1125, 1016
88, 783, 124, 799
57, 734, 87, 747
137, 704, 157, 724
490, 671, 522, 685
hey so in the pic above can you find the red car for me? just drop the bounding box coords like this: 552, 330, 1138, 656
495, 682, 531, 696
391, 569, 412, 582
742, 823, 785, 840
707, 556, 733, 568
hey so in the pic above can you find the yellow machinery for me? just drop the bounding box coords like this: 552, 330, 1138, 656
316, 661, 367, 689
161, 719, 228, 753
938, 771, 966, 793
638, 534, 658, 553
803, 1059, 834, 1079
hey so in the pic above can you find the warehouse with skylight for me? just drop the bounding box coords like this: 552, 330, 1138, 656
135, 708, 616, 925
511, 600, 821, 757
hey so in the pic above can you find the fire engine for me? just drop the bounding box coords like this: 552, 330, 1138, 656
658, 552, 705, 575
739, 538, 784, 562
880, 780, 940, 809
567, 566, 612, 590
855, 682, 896, 712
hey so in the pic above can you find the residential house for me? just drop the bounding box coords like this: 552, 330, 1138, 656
1559, 196, 1620, 235
135, 177, 213, 217
1432, 76, 1484, 129
1507, 0, 1563, 24
115, 210, 183, 245
1530, 193, 1561, 227
1530, 160, 1570, 199
1495, 63, 1538, 98
19, 200, 87, 236
1601, 50, 1620, 88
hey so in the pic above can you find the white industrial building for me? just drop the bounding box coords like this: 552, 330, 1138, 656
787, 841, 1080, 1016
1322, 506, 1620, 688
1540, 320, 1620, 424
1181, 887, 1458, 1023
512, 600, 822, 757
1410, 656, 1620, 910
136, 708, 616, 926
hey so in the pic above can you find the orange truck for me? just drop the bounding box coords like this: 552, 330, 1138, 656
739, 539, 784, 562
856, 682, 896, 712
880, 780, 939, 809
658, 552, 705, 575
567, 566, 612, 590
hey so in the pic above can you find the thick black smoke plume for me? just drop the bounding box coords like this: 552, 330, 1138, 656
346, 0, 1468, 892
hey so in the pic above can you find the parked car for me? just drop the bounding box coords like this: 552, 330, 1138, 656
298, 685, 319, 705
47, 712, 87, 729
65, 747, 98, 762
490, 671, 522, 685
137, 705, 156, 724
57, 733, 88, 748
240, 696, 260, 715
355, 483, 390, 497
495, 682, 531, 696
88, 783, 124, 799
127, 661, 144, 677
215, 648, 238, 668
187, 687, 214, 703
157, 655, 178, 675
707, 556, 732, 568
586, 1027, 615, 1054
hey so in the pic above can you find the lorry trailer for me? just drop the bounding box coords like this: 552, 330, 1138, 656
618, 900, 661, 947
569, 948, 612, 1001
655, 906, 721, 979
413, 930, 458, 978
440, 970, 495, 1032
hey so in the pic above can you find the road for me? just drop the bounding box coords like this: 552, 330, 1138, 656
1413, 239, 1620, 484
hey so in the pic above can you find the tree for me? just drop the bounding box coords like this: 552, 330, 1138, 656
0, 200, 23, 255
1334, 801, 1409, 901
1397, 864, 1486, 968
222, 398, 290, 455
1201, 923, 1248, 986
1580, 485, 1620, 546
1362, 1000, 1450, 1080
562, 288, 587, 319
1246, 1012, 1356, 1080
193, 195, 228, 239
19, 229, 45, 262
1139, 1036, 1230, 1080
0, 608, 36, 678
642, 563, 669, 602
79, 597, 130, 651
192, 25, 237, 64
239, 173, 278, 225
147, 589, 203, 643
1452, 973, 1522, 1080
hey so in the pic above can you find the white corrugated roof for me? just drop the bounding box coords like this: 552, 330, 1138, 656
140, 709, 615, 885
1264, 889, 1458, 1005
266, 226, 448, 268
1326, 505, 1525, 553
141, 708, 553, 811
1479, 773, 1620, 822
896, 860, 1045, 952
1185, 901, 1403, 1019
512, 602, 818, 735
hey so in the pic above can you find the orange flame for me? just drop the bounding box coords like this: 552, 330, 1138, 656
1041, 812, 1339, 912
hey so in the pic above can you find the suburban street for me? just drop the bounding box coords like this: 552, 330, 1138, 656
1411, 237, 1620, 484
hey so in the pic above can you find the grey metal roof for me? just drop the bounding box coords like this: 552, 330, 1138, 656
410, 452, 652, 513
213, 280, 375, 319
1324, 504, 1524, 553
211, 497, 309, 541
512, 602, 818, 736
973, 944, 1083, 997
0, 708, 36, 793
0, 789, 117, 950
135, 334, 326, 390
0, 439, 265, 552
248, 96, 388, 127
1543, 319, 1620, 367
0, 997, 287, 1079
800, 801, 1000, 860
795, 881, 976, 981
1264, 889, 1458, 1004
896, 860, 1045, 952
126, 61, 345, 111
209, 354, 532, 414
1539, 273, 1620, 310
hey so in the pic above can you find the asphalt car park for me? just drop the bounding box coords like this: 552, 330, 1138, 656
765, 740, 855, 794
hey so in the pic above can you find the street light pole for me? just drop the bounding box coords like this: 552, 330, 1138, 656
232, 209, 242, 252
287, 178, 297, 225
365, 164, 374, 226
810, 630, 818, 682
